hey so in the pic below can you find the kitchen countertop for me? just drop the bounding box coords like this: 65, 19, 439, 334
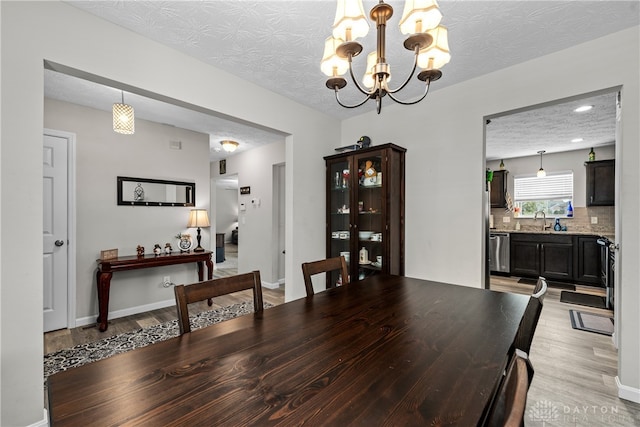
490, 228, 615, 240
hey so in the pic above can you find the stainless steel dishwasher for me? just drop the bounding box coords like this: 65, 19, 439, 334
489, 232, 510, 273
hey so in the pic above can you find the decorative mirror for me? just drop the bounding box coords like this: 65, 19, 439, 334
117, 176, 195, 206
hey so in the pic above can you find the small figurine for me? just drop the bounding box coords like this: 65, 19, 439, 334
164, 242, 173, 254
153, 244, 162, 255
136, 245, 145, 257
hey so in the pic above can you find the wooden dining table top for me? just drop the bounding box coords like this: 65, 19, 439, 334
47, 274, 529, 426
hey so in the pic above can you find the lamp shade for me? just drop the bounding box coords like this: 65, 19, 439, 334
187, 209, 210, 228
399, 0, 442, 35
113, 102, 135, 134
332, 0, 369, 41
321, 36, 349, 77
417, 25, 450, 70
362, 51, 392, 89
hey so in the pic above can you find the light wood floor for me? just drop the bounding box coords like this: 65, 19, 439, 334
44, 268, 640, 425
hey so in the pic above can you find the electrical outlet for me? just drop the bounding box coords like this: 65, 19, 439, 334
503, 217, 511, 223
591, 216, 598, 224
163, 276, 172, 287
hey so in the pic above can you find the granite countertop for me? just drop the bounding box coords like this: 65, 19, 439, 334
490, 228, 615, 240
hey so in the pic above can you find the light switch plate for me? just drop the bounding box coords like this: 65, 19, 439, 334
591, 216, 598, 224
503, 217, 511, 223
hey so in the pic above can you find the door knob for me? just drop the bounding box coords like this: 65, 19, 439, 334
55, 240, 65, 247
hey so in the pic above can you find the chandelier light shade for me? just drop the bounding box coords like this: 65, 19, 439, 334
321, 0, 451, 114
220, 140, 239, 152
321, 36, 350, 77
113, 91, 135, 134
399, 0, 442, 35
537, 150, 547, 178
187, 209, 211, 253
332, 0, 369, 41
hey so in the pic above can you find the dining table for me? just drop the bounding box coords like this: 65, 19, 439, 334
47, 274, 529, 426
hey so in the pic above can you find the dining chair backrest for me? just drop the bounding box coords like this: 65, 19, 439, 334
532, 276, 548, 303
174, 271, 263, 335
485, 353, 532, 427
513, 283, 546, 356
301, 256, 349, 297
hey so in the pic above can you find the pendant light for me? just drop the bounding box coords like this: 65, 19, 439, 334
113, 91, 135, 134
537, 150, 546, 177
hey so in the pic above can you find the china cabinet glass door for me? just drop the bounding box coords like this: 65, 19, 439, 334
353, 151, 384, 281
327, 158, 351, 286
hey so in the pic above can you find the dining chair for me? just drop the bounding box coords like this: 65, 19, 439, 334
301, 256, 349, 297
485, 353, 533, 427
174, 270, 263, 335
514, 276, 548, 356
532, 276, 548, 302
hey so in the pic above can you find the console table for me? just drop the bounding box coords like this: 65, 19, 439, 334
96, 251, 213, 331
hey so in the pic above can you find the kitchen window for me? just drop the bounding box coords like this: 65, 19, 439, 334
513, 171, 573, 218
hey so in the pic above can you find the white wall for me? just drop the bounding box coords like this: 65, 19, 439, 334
215, 183, 239, 243
211, 141, 286, 285
0, 2, 338, 425
44, 98, 211, 320
341, 27, 639, 402
487, 146, 616, 208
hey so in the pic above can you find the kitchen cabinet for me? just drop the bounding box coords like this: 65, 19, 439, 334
510, 233, 572, 281
585, 159, 615, 206
510, 233, 602, 285
324, 143, 406, 289
490, 170, 508, 208
574, 236, 602, 285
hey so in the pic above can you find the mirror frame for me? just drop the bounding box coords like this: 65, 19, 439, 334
117, 176, 196, 207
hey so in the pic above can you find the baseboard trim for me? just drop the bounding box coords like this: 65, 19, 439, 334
75, 298, 176, 328
616, 376, 640, 403
27, 409, 48, 427
262, 281, 280, 290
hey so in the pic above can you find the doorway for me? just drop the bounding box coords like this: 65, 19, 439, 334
483, 88, 620, 309
43, 129, 76, 332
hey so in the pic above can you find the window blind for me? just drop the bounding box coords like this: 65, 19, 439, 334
514, 172, 573, 201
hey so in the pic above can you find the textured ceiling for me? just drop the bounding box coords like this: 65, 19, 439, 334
45, 1, 638, 161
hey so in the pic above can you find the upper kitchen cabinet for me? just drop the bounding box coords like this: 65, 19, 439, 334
324, 144, 406, 289
490, 170, 508, 208
585, 159, 615, 206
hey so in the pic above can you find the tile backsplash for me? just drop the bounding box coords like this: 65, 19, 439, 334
490, 206, 614, 234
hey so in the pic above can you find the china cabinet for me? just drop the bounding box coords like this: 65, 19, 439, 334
324, 143, 406, 289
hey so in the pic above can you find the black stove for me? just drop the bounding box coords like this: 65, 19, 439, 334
596, 236, 615, 310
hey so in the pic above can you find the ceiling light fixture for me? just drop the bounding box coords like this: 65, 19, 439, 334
220, 140, 239, 152
321, 0, 451, 114
571, 138, 583, 143
574, 105, 593, 113
537, 150, 546, 178
113, 91, 135, 134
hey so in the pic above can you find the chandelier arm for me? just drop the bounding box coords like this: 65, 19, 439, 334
385, 48, 420, 95
346, 55, 375, 97
334, 88, 372, 109
386, 80, 432, 105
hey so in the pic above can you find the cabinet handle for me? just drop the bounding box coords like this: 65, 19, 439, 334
590, 196, 594, 204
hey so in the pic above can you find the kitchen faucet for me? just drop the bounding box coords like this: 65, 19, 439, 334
534, 211, 550, 231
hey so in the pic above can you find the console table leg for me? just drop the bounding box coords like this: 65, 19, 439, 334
97, 271, 112, 332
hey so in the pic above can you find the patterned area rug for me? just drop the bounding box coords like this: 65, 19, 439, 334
44, 302, 272, 381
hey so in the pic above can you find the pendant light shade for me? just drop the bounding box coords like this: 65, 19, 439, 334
113, 91, 135, 135
537, 150, 546, 177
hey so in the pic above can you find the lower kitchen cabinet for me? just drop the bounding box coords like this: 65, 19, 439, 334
574, 236, 602, 285
510, 233, 601, 285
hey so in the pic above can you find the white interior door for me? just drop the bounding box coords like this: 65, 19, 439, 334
43, 134, 69, 332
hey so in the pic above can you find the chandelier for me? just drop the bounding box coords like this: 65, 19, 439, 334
320, 0, 451, 114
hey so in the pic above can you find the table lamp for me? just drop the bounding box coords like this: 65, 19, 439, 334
187, 209, 210, 252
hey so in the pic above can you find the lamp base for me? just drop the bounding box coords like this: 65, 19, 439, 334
193, 246, 205, 253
